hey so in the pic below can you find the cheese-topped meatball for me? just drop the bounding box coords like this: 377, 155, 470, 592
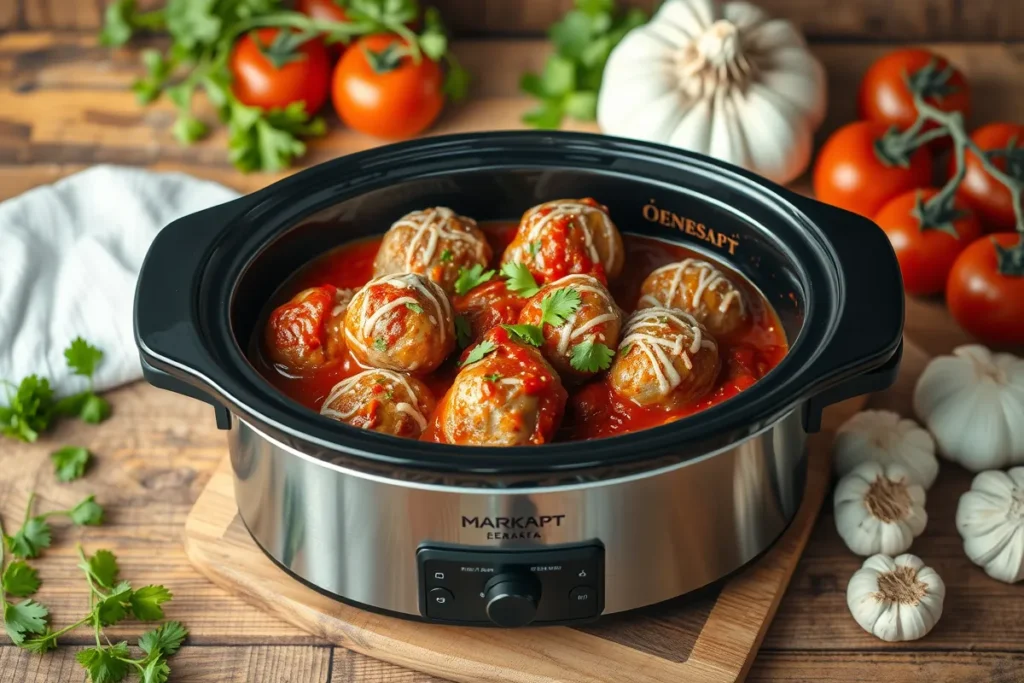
518, 274, 623, 383
452, 279, 525, 347
264, 285, 353, 371
436, 327, 567, 446
320, 369, 435, 438
638, 259, 748, 337
372, 207, 491, 295
609, 307, 720, 409
344, 273, 455, 374
501, 198, 624, 285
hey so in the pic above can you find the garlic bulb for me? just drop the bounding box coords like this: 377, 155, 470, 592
847, 554, 945, 642
914, 345, 1024, 472
597, 0, 826, 184
833, 410, 939, 490
835, 462, 927, 556
956, 467, 1024, 584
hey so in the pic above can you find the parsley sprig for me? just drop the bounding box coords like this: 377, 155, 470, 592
520, 0, 647, 129
100, 0, 468, 173
3, 493, 105, 560
569, 339, 615, 372
461, 340, 497, 366
501, 324, 544, 347
539, 287, 582, 327
454, 265, 495, 296
1, 337, 111, 443
500, 262, 541, 298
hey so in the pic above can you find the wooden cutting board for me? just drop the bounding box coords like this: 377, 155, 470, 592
183, 396, 864, 683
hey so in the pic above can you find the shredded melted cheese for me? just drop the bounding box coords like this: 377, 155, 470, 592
639, 259, 744, 315
542, 275, 619, 356
618, 306, 716, 397
345, 273, 453, 355
320, 369, 428, 430
391, 207, 486, 270
519, 201, 618, 273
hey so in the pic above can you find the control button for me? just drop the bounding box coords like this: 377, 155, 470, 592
484, 574, 541, 627
433, 572, 445, 580
568, 586, 597, 617
578, 570, 587, 578
427, 587, 455, 612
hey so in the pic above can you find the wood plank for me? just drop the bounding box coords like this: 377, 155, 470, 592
0, 0, 19, 31
20, 0, 1024, 40
0, 645, 334, 682
332, 650, 449, 683
749, 651, 1024, 683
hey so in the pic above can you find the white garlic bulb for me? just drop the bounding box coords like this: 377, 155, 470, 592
914, 345, 1024, 472
956, 467, 1024, 584
847, 553, 945, 642
833, 410, 939, 490
834, 462, 927, 556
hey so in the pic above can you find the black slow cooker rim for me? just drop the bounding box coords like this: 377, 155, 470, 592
136, 131, 903, 481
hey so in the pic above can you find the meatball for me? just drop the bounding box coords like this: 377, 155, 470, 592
609, 307, 720, 409
452, 279, 525, 347
320, 369, 435, 438
344, 273, 455, 374
501, 198, 624, 285
638, 259, 748, 337
264, 285, 353, 371
436, 327, 568, 446
518, 274, 623, 382
372, 207, 491, 295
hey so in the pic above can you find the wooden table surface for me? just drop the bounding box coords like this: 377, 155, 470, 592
2, 33, 1024, 682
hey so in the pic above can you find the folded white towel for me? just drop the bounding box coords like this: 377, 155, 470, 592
0, 166, 239, 397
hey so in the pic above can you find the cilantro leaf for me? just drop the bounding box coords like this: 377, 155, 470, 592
3, 600, 48, 646
405, 302, 424, 314
21, 629, 59, 654
141, 659, 172, 683
86, 549, 120, 589
502, 324, 544, 347
130, 585, 173, 621
570, 340, 615, 373
139, 621, 188, 658
51, 446, 91, 482
453, 265, 495, 296
227, 99, 325, 174
1, 375, 55, 442
483, 373, 503, 382
619, 342, 633, 356
76, 642, 131, 683
5, 518, 52, 559
462, 340, 497, 366
373, 338, 388, 352
539, 288, 582, 327
79, 395, 112, 425
65, 338, 104, 378
454, 315, 473, 349
439, 249, 453, 263
2, 560, 42, 597
69, 496, 105, 526
96, 582, 134, 626
500, 262, 541, 298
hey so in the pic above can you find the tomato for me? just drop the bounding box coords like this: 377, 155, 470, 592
858, 48, 970, 134
331, 34, 444, 140
813, 121, 933, 219
947, 233, 1024, 346
296, 0, 349, 22
229, 28, 331, 115
874, 188, 982, 295
952, 122, 1024, 233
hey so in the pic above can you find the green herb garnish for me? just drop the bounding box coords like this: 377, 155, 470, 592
500, 262, 541, 298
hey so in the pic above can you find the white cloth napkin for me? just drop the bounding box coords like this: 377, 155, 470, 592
0, 166, 239, 396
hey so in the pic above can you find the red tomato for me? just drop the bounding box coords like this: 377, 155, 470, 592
858, 48, 970, 133
947, 233, 1024, 346
296, 0, 349, 22
953, 122, 1024, 233
813, 121, 933, 219
229, 28, 331, 115
874, 188, 982, 295
331, 34, 444, 140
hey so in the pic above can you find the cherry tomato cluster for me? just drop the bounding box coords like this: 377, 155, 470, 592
229, 0, 445, 141
813, 48, 1024, 346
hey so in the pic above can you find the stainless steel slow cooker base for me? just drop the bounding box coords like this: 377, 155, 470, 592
230, 409, 807, 624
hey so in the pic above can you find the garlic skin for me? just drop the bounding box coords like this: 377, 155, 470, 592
914, 345, 1024, 472
597, 0, 826, 184
847, 554, 945, 642
833, 410, 939, 490
835, 462, 927, 556
956, 467, 1024, 584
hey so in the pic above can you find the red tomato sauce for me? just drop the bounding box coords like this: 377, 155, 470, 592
251, 223, 788, 442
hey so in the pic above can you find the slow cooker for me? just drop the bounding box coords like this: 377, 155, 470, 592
135, 132, 903, 627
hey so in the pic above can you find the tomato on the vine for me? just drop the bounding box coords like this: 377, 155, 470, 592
229, 28, 331, 115
947, 233, 1024, 346
953, 122, 1024, 233
296, 0, 349, 22
331, 34, 444, 140
813, 121, 933, 219
874, 188, 982, 295
858, 48, 970, 132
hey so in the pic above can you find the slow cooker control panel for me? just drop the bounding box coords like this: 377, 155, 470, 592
416, 545, 604, 626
